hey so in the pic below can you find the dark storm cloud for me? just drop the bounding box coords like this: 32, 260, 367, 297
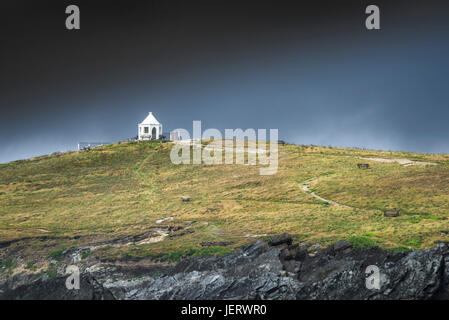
1, 0, 449, 162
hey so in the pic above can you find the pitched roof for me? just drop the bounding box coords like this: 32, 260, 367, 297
140, 112, 160, 125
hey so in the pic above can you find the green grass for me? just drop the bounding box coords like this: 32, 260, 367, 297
81, 249, 91, 260
0, 259, 16, 276
405, 238, 422, 247
25, 262, 37, 271
348, 236, 381, 249
1, 140, 449, 272
48, 247, 66, 260
390, 246, 412, 253
121, 246, 232, 263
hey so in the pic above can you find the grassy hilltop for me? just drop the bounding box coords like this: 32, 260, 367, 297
1, 140, 449, 272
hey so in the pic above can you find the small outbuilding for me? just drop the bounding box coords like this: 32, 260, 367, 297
138, 112, 162, 140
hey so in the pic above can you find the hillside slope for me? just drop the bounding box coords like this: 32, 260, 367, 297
1, 140, 449, 278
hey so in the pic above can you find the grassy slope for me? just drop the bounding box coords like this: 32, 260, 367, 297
1, 141, 449, 264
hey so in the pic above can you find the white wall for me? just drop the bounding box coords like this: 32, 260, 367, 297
138, 124, 162, 140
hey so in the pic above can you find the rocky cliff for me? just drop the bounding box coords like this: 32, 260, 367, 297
2, 235, 449, 300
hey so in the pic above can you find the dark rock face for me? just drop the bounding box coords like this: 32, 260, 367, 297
0, 273, 114, 300
268, 233, 292, 246
3, 237, 449, 300
332, 240, 352, 251
294, 243, 447, 300
100, 240, 300, 300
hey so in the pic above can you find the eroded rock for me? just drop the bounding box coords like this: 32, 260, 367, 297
269, 233, 292, 246
3, 237, 449, 300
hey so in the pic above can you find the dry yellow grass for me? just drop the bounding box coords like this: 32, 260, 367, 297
1, 140, 449, 265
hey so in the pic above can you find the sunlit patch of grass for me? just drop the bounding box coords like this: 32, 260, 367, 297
405, 238, 422, 247
348, 236, 382, 249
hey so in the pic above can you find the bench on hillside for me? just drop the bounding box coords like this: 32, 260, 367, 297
384, 209, 400, 217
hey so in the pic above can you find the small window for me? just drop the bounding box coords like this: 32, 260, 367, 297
144, 127, 149, 133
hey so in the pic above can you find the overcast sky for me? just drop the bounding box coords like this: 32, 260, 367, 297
1, 0, 449, 163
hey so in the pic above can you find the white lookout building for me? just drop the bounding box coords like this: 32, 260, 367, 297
138, 112, 162, 140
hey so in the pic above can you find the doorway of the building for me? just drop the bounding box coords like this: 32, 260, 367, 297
152, 127, 157, 139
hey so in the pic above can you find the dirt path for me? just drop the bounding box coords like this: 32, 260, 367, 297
135, 152, 159, 198
359, 157, 438, 167
174, 139, 267, 154
301, 178, 351, 208
300, 156, 437, 208
175, 140, 348, 207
